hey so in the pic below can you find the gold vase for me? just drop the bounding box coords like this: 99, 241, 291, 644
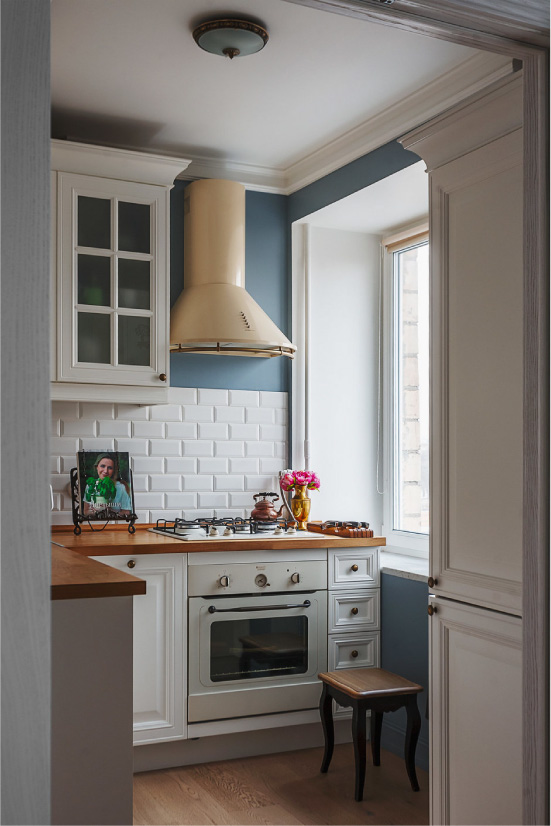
290, 484, 311, 530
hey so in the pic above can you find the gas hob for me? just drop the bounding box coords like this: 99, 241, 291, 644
149, 517, 321, 541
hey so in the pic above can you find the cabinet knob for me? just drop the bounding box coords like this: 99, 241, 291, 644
428, 576, 438, 588
127, 559, 136, 569
351, 650, 359, 658
351, 564, 359, 572
159, 373, 167, 382
428, 604, 437, 616
351, 607, 359, 615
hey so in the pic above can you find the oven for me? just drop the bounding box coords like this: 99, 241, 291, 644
187, 550, 327, 723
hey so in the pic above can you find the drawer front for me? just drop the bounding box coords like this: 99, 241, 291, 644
329, 589, 380, 633
329, 548, 379, 589
328, 632, 380, 671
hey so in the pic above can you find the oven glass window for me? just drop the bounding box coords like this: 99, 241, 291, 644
210, 616, 308, 682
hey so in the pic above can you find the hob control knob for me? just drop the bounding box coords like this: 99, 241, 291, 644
255, 574, 268, 588
291, 572, 300, 584
219, 575, 230, 588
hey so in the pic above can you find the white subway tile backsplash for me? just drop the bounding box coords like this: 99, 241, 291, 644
260, 391, 287, 408
183, 441, 214, 457
150, 474, 182, 491
166, 422, 197, 439
260, 424, 286, 441
229, 390, 259, 407
50, 386, 288, 523
229, 458, 259, 474
131, 457, 164, 474
198, 389, 228, 406
215, 406, 244, 423
150, 404, 182, 422
133, 421, 165, 439
150, 439, 181, 456
98, 420, 132, 438
183, 475, 213, 491
134, 510, 150, 524
165, 457, 197, 474
198, 458, 228, 474
229, 424, 259, 440
198, 492, 228, 509
63, 419, 96, 437
198, 423, 228, 440
214, 441, 245, 457
212, 509, 245, 520
165, 493, 197, 509
245, 407, 275, 424
245, 441, 274, 458
183, 405, 214, 423
214, 475, 244, 491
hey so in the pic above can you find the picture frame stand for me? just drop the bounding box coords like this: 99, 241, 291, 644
70, 467, 138, 535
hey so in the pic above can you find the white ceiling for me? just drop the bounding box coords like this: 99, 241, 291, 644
299, 161, 428, 235
51, 0, 510, 192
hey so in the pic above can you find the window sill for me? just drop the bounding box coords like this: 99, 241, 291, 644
380, 551, 429, 583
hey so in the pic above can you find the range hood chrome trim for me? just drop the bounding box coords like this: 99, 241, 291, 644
170, 179, 296, 359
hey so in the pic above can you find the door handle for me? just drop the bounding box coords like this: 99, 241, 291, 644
208, 600, 311, 614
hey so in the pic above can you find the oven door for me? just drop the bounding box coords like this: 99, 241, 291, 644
188, 591, 327, 722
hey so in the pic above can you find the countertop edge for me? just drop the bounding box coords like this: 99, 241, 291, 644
51, 545, 147, 601
380, 551, 429, 583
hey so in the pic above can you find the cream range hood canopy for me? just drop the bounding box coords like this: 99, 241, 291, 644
170, 179, 296, 358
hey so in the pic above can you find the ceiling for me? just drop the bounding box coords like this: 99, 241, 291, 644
51, 0, 511, 193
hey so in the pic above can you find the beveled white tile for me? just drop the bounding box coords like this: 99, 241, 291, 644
133, 421, 165, 439
81, 402, 115, 420
116, 438, 148, 455
149, 439, 181, 456
214, 441, 244, 457
165, 493, 197, 509
131, 457, 164, 474
183, 405, 214, 423
215, 406, 244, 423
260, 424, 286, 441
229, 424, 259, 440
183, 441, 214, 457
150, 404, 183, 422
183, 475, 213, 491
198, 389, 228, 406
214, 475, 245, 491
166, 422, 197, 439
245, 441, 274, 458
63, 419, 96, 437
229, 390, 259, 407
198, 458, 228, 474
80, 438, 115, 452
198, 492, 228, 508
199, 423, 228, 440
116, 404, 149, 421
165, 457, 197, 474
229, 458, 259, 474
150, 474, 182, 491
245, 407, 274, 424
98, 421, 132, 438
259, 391, 287, 408
245, 476, 276, 491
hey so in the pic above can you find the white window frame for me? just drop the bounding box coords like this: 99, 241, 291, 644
381, 224, 429, 558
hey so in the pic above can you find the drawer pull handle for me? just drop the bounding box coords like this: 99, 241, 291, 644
351, 564, 359, 572
351, 607, 359, 615
127, 560, 136, 569
428, 576, 438, 588
159, 373, 167, 382
351, 650, 359, 658
428, 604, 437, 616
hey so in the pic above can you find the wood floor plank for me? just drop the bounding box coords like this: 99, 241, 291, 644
133, 744, 429, 826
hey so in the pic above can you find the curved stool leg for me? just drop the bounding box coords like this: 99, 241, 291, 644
370, 711, 383, 767
404, 694, 421, 791
352, 702, 367, 802
319, 684, 334, 774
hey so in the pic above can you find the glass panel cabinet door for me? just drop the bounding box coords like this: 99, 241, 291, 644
56, 172, 169, 387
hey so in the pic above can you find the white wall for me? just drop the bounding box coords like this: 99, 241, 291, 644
294, 226, 383, 529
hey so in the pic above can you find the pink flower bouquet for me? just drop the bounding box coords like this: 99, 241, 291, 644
280, 470, 320, 491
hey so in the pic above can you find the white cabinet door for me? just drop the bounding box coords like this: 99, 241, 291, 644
93, 553, 186, 745
429, 598, 522, 826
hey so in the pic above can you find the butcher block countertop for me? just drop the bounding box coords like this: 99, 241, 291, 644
51, 524, 386, 557
51, 543, 147, 600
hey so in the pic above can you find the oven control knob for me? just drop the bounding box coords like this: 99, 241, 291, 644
290, 572, 300, 584
255, 574, 268, 588
219, 575, 230, 588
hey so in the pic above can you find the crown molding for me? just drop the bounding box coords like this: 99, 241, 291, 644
176, 52, 511, 194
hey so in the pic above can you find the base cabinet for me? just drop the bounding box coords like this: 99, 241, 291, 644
93, 553, 186, 745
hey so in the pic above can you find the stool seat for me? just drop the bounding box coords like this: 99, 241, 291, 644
318, 667, 423, 802
318, 667, 423, 700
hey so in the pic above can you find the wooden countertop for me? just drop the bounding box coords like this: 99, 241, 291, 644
52, 524, 386, 556
51, 543, 147, 600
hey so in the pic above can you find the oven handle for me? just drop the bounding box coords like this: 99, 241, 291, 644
207, 600, 311, 614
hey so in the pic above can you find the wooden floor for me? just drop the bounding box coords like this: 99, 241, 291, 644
133, 744, 429, 826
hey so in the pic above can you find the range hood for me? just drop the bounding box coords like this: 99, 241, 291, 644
170, 179, 296, 358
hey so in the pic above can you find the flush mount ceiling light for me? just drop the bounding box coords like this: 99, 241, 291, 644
192, 19, 269, 59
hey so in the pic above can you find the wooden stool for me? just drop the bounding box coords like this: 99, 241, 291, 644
318, 667, 423, 802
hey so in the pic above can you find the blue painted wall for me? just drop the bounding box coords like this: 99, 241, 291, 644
169, 140, 419, 392
380, 573, 429, 771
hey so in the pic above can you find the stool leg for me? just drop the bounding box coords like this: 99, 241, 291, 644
352, 702, 367, 802
370, 711, 383, 767
404, 695, 421, 792
319, 684, 334, 774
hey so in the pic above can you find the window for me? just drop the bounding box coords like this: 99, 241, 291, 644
382, 227, 429, 556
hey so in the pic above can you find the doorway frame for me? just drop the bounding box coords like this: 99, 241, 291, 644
285, 2, 549, 823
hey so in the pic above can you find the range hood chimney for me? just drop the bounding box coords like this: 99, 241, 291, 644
170, 179, 296, 358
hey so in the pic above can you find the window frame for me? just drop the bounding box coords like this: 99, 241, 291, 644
381, 224, 429, 558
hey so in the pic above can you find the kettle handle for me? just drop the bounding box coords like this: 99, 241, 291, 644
254, 492, 279, 501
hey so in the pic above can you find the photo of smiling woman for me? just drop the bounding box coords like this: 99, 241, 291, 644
78, 451, 133, 517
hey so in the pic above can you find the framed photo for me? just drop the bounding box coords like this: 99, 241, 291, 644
77, 451, 134, 519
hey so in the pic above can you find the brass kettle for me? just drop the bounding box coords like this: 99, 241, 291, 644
251, 492, 284, 521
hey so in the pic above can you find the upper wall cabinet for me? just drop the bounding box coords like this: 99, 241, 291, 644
51, 140, 190, 403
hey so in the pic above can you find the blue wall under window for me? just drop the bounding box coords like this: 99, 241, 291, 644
169, 140, 419, 392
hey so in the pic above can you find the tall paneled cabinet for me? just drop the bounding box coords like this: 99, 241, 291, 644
400, 72, 523, 825
51, 140, 190, 403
